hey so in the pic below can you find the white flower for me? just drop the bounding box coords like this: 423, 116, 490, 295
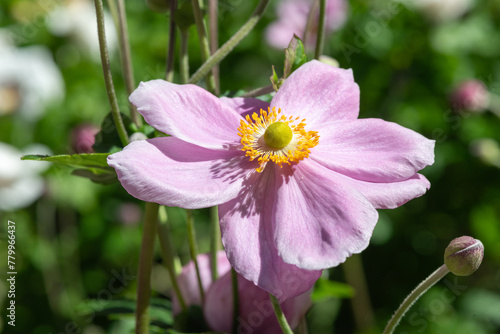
406, 0, 474, 22
0, 143, 52, 211
47, 0, 117, 60
0, 41, 64, 120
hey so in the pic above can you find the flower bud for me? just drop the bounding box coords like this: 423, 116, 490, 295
129, 132, 148, 142
450, 80, 489, 112
71, 123, 99, 153
444, 236, 484, 276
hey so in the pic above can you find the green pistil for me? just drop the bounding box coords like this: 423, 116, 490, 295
264, 122, 293, 149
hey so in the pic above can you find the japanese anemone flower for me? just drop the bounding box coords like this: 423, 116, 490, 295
173, 251, 312, 334
265, 0, 348, 49
108, 60, 435, 301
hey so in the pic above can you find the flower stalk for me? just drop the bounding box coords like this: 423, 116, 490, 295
179, 29, 190, 84
303, 0, 319, 49
314, 0, 326, 59
157, 206, 186, 311
116, 0, 141, 127
269, 293, 293, 334
166, 0, 177, 82
188, 0, 270, 85
135, 202, 160, 334
231, 267, 240, 334
191, 0, 217, 94
208, 0, 220, 93
94, 0, 129, 146
382, 264, 450, 334
209, 206, 220, 282
186, 209, 205, 302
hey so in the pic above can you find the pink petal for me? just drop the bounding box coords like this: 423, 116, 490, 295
220, 97, 270, 118
219, 166, 322, 301
339, 173, 431, 209
172, 252, 231, 315
130, 80, 242, 149
311, 118, 435, 182
271, 60, 360, 126
204, 270, 312, 334
273, 161, 379, 270
107, 137, 253, 209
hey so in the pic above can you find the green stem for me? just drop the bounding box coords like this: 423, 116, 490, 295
188, 0, 270, 85
269, 294, 293, 334
179, 29, 190, 84
314, 0, 326, 59
231, 267, 240, 334
94, 0, 129, 146
242, 84, 274, 98
186, 210, 205, 302
383, 264, 450, 334
303, 0, 319, 49
209, 206, 220, 282
208, 0, 220, 94
191, 0, 217, 94
157, 206, 187, 311
166, 0, 177, 82
135, 202, 160, 334
116, 0, 141, 127
342, 255, 375, 331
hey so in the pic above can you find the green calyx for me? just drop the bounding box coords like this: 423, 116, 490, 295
264, 122, 293, 149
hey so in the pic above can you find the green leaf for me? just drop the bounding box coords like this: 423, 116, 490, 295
21, 153, 117, 185
78, 298, 174, 328
311, 278, 355, 302
21, 153, 111, 168
72, 168, 117, 185
270, 65, 282, 92
283, 35, 308, 78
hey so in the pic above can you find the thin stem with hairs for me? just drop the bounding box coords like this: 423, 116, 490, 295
94, 0, 129, 146
191, 0, 217, 94
135, 202, 160, 334
188, 0, 270, 85
314, 0, 326, 59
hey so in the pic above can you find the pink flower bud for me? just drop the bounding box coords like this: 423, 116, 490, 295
450, 80, 489, 112
71, 123, 99, 153
444, 236, 484, 276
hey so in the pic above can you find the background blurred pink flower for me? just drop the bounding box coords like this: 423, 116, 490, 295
265, 0, 348, 49
173, 251, 312, 334
70, 123, 99, 153
450, 79, 489, 112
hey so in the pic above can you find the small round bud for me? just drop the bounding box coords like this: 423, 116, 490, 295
71, 123, 99, 153
175, 2, 196, 32
129, 132, 148, 142
444, 236, 484, 276
449, 80, 489, 112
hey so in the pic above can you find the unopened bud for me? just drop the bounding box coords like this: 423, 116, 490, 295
129, 132, 148, 142
444, 236, 484, 276
450, 80, 489, 112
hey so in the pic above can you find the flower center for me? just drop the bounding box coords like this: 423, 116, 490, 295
237, 107, 319, 172
264, 122, 293, 149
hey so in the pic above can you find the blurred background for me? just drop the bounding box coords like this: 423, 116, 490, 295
1, 0, 500, 333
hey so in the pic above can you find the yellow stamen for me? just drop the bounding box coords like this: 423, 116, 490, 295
237, 107, 319, 172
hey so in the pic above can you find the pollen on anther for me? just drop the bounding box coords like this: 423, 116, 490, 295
236, 107, 319, 172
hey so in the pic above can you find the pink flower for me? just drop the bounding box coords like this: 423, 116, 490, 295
108, 60, 435, 300
71, 123, 99, 153
265, 0, 348, 49
173, 251, 312, 333
450, 80, 489, 112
